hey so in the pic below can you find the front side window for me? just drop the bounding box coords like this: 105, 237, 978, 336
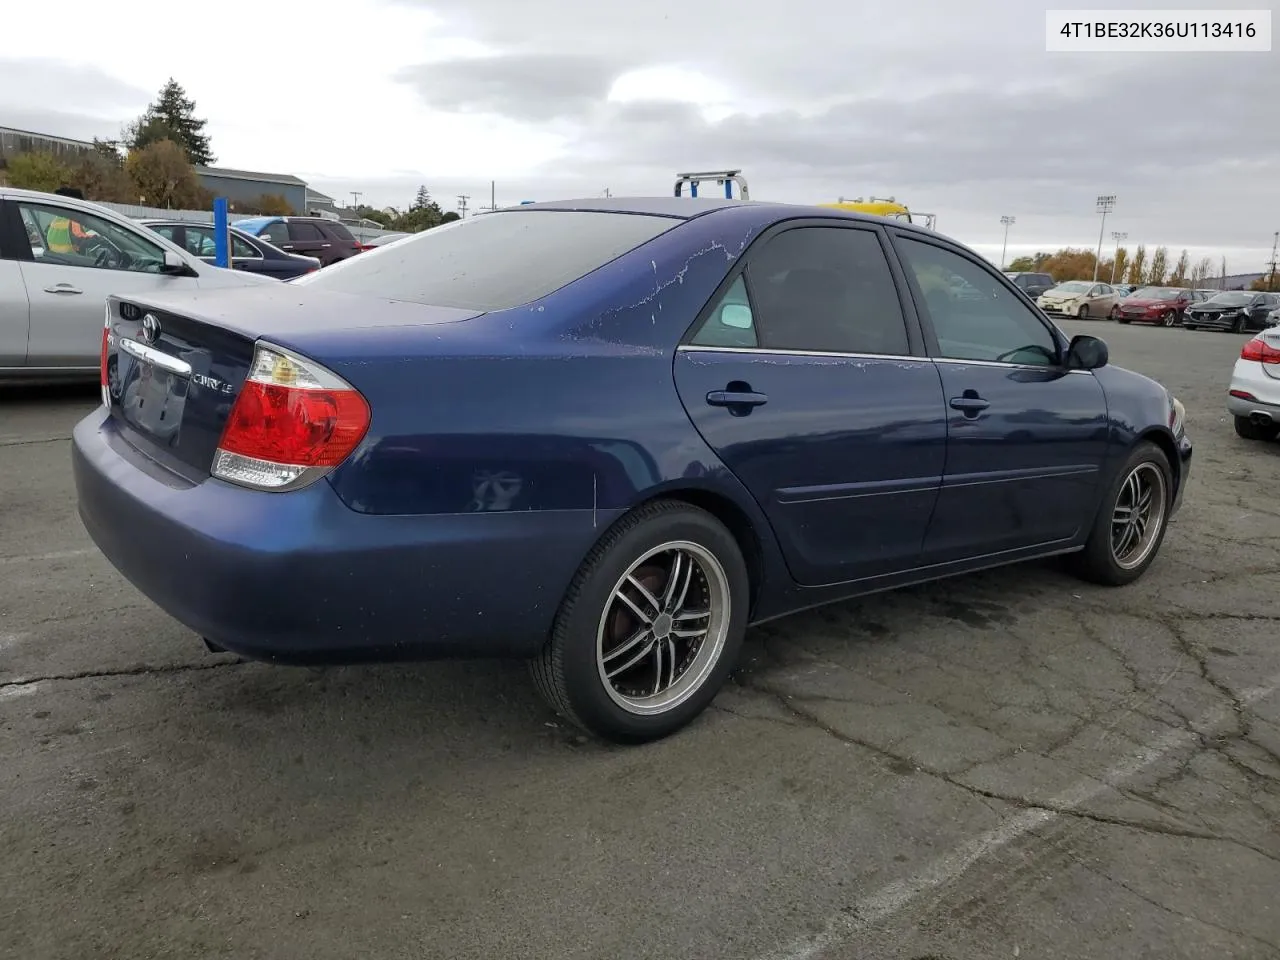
292, 210, 679, 311
15, 202, 166, 273
896, 237, 1059, 366
739, 226, 910, 355
258, 220, 288, 244
231, 234, 260, 259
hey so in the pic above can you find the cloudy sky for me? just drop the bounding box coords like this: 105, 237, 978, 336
3, 0, 1277, 270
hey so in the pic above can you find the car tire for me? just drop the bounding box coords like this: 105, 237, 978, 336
1160, 309, 1176, 327
530, 500, 749, 744
1109, 306, 1120, 320
1069, 441, 1174, 587
1235, 416, 1280, 441
1231, 316, 1244, 334
1078, 304, 1090, 319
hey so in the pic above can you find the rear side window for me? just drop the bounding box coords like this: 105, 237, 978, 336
293, 210, 679, 310
322, 221, 356, 243
736, 226, 910, 355
288, 221, 325, 241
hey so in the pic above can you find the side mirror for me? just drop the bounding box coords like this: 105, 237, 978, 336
1066, 334, 1108, 371
160, 249, 197, 277
720, 304, 753, 329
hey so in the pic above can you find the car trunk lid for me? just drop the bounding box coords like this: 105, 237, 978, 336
103, 287, 481, 480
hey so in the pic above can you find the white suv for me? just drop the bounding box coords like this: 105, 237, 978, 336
1228, 327, 1280, 441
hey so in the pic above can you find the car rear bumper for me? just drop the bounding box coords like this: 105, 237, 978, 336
72, 410, 614, 663
1227, 359, 1280, 421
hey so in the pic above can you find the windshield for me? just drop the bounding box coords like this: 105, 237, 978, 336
292, 210, 680, 310
1204, 292, 1252, 305
1053, 281, 1091, 294
1131, 287, 1181, 300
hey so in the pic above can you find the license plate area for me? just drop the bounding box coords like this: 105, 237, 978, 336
114, 339, 191, 447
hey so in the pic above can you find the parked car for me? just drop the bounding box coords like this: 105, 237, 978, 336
0, 187, 274, 382
1036, 280, 1119, 319
73, 198, 1192, 744
233, 216, 368, 267
1227, 326, 1280, 441
1111, 283, 1135, 297
366, 232, 412, 247
1114, 286, 1195, 326
1183, 291, 1280, 333
1004, 271, 1055, 298
139, 220, 321, 280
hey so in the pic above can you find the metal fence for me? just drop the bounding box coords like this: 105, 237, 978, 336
95, 200, 402, 242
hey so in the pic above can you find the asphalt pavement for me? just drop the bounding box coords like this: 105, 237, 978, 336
2, 320, 1279, 960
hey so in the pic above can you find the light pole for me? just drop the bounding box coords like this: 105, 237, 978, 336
999, 215, 1016, 270
1110, 231, 1128, 284
1093, 194, 1116, 282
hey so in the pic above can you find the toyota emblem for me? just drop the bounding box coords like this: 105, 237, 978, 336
139, 313, 160, 344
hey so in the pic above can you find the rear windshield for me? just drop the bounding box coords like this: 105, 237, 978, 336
1132, 287, 1181, 299
292, 210, 680, 310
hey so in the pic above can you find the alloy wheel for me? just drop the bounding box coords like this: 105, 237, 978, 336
1110, 463, 1168, 570
595, 541, 731, 715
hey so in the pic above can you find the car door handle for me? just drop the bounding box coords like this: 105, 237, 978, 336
949, 394, 990, 415
280, 244, 294, 250
320, 243, 331, 248
42, 283, 83, 295
707, 389, 768, 411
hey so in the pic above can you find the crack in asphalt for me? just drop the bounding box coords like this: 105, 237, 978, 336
0, 658, 247, 691
0, 434, 72, 448
728, 668, 1280, 870
1071, 852, 1280, 953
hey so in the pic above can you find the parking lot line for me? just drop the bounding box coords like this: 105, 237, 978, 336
0, 548, 95, 565
755, 673, 1280, 960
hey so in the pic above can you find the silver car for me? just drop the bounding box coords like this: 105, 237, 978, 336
1, 188, 272, 382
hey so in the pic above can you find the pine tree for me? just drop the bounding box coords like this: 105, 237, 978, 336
413, 185, 432, 210
126, 79, 215, 167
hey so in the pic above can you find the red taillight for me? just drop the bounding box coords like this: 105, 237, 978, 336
1241, 337, 1280, 364
100, 306, 111, 406
1229, 389, 1257, 401
212, 345, 370, 491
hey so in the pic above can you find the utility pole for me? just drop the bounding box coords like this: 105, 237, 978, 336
1267, 231, 1279, 292
999, 215, 1015, 270
603, 187, 611, 198
1110, 232, 1128, 284
491, 180, 495, 212
456, 194, 470, 218
1093, 194, 1116, 282
350, 191, 362, 209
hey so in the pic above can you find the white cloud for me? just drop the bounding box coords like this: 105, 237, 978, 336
2, 0, 1276, 269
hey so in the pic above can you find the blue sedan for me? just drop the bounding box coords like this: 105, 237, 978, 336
73, 198, 1192, 743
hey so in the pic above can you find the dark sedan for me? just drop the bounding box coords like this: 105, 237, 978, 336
140, 220, 321, 280
73, 198, 1192, 744
1183, 291, 1280, 332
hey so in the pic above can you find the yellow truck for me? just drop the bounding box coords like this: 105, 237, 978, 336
817, 197, 937, 230
672, 174, 937, 230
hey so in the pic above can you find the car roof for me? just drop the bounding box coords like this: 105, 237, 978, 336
501, 196, 944, 236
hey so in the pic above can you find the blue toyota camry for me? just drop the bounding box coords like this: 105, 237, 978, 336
73, 198, 1193, 744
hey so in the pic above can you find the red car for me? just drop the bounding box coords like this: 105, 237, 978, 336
1113, 286, 1197, 326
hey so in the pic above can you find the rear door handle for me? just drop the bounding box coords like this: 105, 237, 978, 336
949, 394, 990, 415
707, 390, 768, 408
43, 283, 83, 295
